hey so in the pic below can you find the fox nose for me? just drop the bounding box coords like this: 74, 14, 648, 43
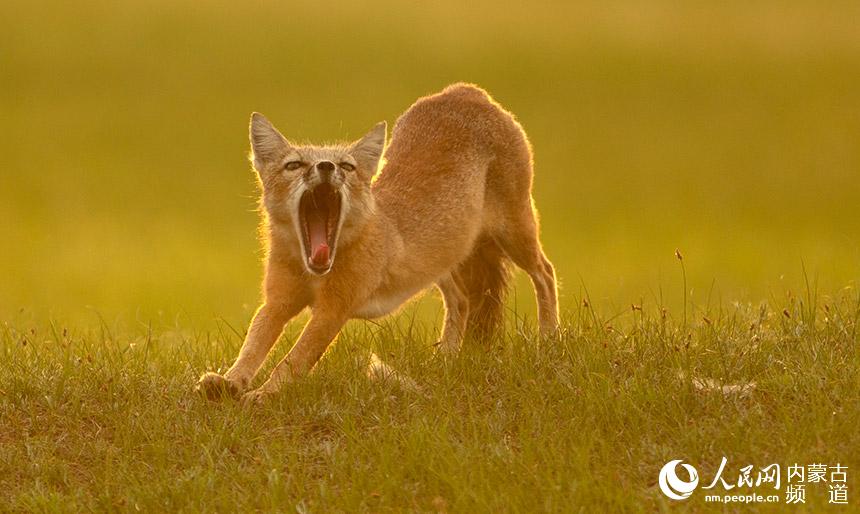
316, 161, 335, 172
315, 160, 336, 182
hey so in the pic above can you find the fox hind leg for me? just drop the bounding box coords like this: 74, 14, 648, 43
436, 271, 469, 352
494, 205, 559, 337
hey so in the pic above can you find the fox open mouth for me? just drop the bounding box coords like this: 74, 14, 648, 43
299, 183, 342, 273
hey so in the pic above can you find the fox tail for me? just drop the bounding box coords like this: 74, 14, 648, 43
457, 235, 511, 341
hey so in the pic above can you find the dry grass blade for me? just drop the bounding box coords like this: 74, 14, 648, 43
366, 352, 421, 393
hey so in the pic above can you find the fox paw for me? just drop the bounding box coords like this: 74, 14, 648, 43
240, 388, 275, 406
195, 372, 242, 401
435, 339, 462, 354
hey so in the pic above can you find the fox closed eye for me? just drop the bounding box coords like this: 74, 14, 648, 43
285, 161, 304, 171
339, 162, 355, 171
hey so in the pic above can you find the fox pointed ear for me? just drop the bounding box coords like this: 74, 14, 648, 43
350, 121, 387, 176
249, 112, 290, 170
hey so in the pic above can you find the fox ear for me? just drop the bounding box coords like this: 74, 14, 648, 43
350, 121, 387, 177
249, 112, 290, 170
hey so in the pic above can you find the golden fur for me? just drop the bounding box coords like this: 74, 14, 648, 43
197, 83, 559, 402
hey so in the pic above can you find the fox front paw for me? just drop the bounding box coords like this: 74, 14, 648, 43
240, 388, 275, 406
195, 372, 243, 400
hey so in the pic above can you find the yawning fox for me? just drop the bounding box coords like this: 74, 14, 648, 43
197, 83, 559, 403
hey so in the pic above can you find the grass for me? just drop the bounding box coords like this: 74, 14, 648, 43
2, 287, 858, 512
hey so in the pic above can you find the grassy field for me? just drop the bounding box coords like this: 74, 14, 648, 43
2, 294, 858, 511
1, 0, 859, 511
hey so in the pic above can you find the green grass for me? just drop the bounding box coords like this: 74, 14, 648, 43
2, 0, 860, 511
2, 291, 858, 511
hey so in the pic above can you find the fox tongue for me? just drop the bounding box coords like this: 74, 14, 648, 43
307, 213, 330, 267
311, 242, 330, 266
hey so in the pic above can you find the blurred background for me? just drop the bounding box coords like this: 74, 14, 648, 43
1, 0, 858, 328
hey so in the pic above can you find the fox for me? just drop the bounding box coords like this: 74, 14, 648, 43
196, 83, 559, 403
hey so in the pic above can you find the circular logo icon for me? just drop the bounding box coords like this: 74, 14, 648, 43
659, 460, 699, 500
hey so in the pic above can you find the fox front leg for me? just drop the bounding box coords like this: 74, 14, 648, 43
196, 297, 305, 400
242, 310, 348, 404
